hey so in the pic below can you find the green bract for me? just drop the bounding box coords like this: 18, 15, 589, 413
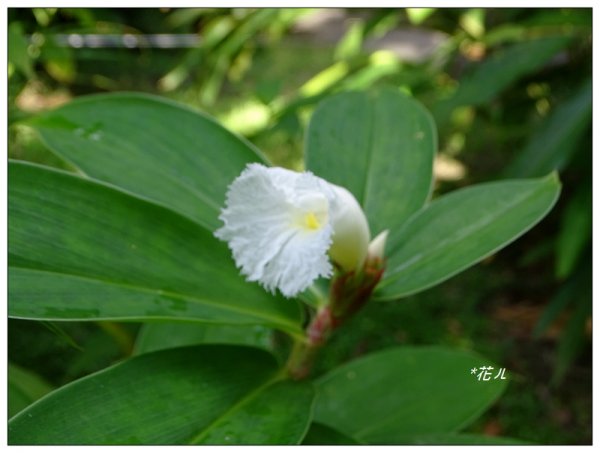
8, 89, 560, 445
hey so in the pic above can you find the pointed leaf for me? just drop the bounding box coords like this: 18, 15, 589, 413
9, 345, 314, 445
314, 346, 507, 444
505, 77, 592, 178
378, 174, 560, 300
434, 36, 572, 123
305, 89, 436, 236
24, 92, 268, 230
8, 161, 302, 335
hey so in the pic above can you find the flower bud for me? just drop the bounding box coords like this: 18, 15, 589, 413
328, 185, 371, 272
367, 229, 389, 262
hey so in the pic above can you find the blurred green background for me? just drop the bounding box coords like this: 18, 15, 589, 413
8, 8, 591, 444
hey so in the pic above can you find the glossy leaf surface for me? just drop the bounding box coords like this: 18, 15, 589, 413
314, 346, 507, 444
378, 174, 560, 299
25, 92, 267, 230
9, 345, 314, 445
8, 161, 302, 335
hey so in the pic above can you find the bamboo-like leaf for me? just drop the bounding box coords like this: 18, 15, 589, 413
505, 78, 591, 178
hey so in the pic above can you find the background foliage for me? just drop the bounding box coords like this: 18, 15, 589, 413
8, 7, 591, 444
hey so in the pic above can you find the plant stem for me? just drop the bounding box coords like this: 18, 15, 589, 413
286, 257, 386, 380
286, 306, 334, 380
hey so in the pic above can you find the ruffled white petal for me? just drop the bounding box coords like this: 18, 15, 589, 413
215, 163, 335, 297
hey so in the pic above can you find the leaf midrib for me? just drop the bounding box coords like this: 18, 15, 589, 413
9, 266, 302, 334
382, 181, 550, 286
187, 373, 283, 444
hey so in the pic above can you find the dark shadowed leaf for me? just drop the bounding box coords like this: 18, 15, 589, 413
134, 321, 274, 355
8, 363, 54, 418
302, 423, 362, 445
505, 78, 591, 179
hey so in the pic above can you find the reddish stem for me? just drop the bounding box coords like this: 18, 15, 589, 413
286, 257, 385, 380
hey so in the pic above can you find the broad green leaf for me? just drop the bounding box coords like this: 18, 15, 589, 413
24, 92, 268, 231
8, 161, 302, 335
314, 346, 507, 444
8, 363, 53, 418
434, 36, 572, 122
302, 423, 362, 445
9, 345, 315, 445
505, 78, 592, 179
409, 433, 530, 445
134, 321, 273, 355
306, 89, 436, 236
190, 379, 314, 445
378, 173, 560, 299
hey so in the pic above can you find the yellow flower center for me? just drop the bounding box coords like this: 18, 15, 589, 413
304, 212, 321, 230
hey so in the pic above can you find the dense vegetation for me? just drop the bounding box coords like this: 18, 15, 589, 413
8, 8, 591, 444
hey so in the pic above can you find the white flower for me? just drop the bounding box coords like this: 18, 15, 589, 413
215, 163, 370, 297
